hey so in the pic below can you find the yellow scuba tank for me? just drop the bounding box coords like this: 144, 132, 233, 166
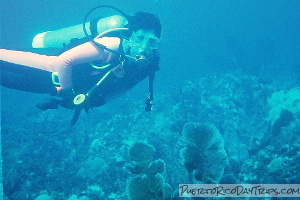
32, 15, 128, 48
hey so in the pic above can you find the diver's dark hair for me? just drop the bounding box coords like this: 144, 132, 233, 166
127, 12, 162, 38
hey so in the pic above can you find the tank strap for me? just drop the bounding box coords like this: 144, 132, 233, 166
90, 17, 102, 36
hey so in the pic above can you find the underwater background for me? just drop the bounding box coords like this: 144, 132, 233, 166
1, 0, 300, 199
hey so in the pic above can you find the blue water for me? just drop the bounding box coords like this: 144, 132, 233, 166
1, 0, 300, 199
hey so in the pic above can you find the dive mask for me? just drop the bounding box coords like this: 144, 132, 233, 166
129, 30, 160, 50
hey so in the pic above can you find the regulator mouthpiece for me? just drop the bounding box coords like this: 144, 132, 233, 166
134, 55, 149, 69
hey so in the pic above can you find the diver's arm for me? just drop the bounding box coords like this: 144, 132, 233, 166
0, 37, 120, 90
55, 37, 120, 89
0, 49, 58, 72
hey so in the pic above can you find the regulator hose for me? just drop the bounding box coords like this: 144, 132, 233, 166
82, 5, 130, 56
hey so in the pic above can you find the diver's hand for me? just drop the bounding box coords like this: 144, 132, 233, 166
59, 88, 76, 109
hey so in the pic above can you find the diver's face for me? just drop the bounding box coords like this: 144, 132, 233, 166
126, 29, 160, 59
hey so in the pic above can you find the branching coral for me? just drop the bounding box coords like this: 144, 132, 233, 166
128, 141, 155, 163
179, 123, 228, 183
125, 142, 172, 200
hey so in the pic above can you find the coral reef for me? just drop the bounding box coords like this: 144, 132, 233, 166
35, 194, 54, 200
240, 116, 300, 184
267, 87, 300, 124
179, 123, 229, 183
2, 72, 299, 199
128, 141, 155, 163
76, 157, 108, 180
125, 142, 172, 200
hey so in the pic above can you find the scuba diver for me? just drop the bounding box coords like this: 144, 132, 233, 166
0, 7, 162, 126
